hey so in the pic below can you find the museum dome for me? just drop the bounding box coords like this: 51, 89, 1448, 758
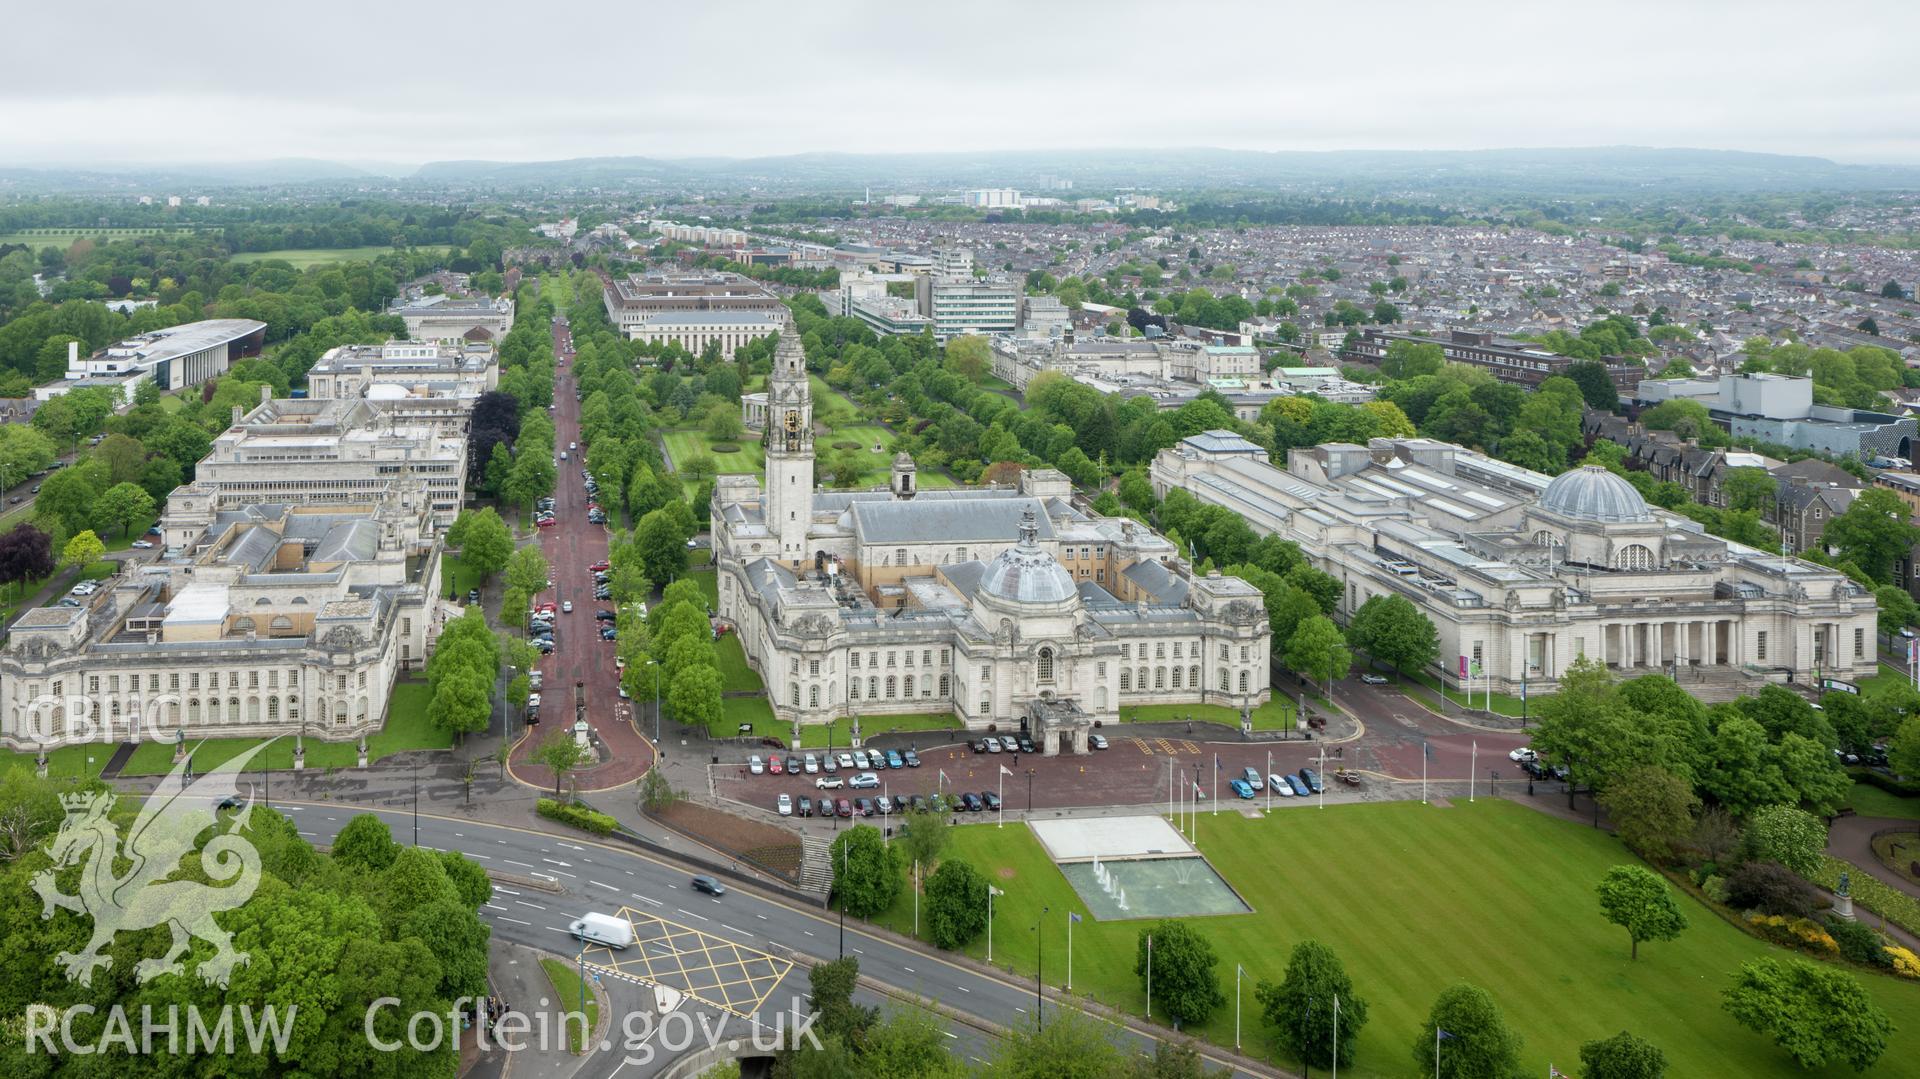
978, 509, 1078, 606
1538, 465, 1652, 524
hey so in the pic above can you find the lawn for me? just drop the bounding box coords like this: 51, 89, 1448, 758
661, 429, 763, 494
541, 272, 574, 309
230, 245, 452, 268
117, 680, 452, 775
0, 745, 112, 780
538, 956, 600, 1054
1856, 663, 1910, 698
867, 801, 1920, 1079
686, 568, 718, 608
443, 552, 488, 602
716, 633, 766, 693
1405, 668, 1534, 717
0, 227, 207, 251
725, 705, 963, 749
1121, 699, 1294, 731
1844, 780, 1920, 821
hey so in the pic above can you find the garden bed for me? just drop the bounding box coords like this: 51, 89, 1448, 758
652, 801, 802, 882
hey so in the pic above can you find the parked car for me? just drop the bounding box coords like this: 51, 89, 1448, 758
815, 776, 844, 790
903, 750, 921, 767
1359, 673, 1389, 685
1269, 773, 1293, 796
1230, 778, 1255, 799
1299, 767, 1324, 794
836, 752, 855, 770
535, 517, 556, 528
851, 750, 871, 770
1285, 774, 1311, 797
1089, 734, 1108, 750
768, 756, 784, 775
884, 749, 904, 769
834, 799, 853, 818
984, 738, 1002, 754
875, 795, 894, 815
823, 755, 839, 774
1508, 747, 1537, 763
849, 771, 880, 789
1241, 766, 1264, 791
561, 601, 573, 613
853, 797, 874, 817
130, 540, 154, 549
596, 610, 617, 621
981, 790, 1001, 810
960, 792, 983, 812
749, 755, 765, 775
589, 561, 610, 572
776, 793, 792, 817
796, 796, 813, 818
971, 740, 990, 754
1018, 735, 1036, 754
785, 756, 800, 774
803, 753, 819, 774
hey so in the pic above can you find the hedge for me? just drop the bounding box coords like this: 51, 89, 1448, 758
1813, 856, 1920, 938
1849, 768, 1920, 797
537, 797, 617, 835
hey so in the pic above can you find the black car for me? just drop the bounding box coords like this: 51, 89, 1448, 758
690, 875, 726, 897
1299, 767, 1323, 794
853, 797, 875, 817
796, 796, 813, 818
958, 792, 981, 812
596, 610, 617, 621
466, 589, 481, 604
1017, 736, 1036, 755
971, 739, 989, 754
785, 755, 800, 774
600, 628, 617, 640
981, 790, 1001, 810
1521, 759, 1550, 780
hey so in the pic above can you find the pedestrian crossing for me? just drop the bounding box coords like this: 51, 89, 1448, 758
1127, 737, 1201, 756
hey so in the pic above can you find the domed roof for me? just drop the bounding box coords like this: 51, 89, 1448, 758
893, 451, 916, 467
1538, 465, 1651, 523
978, 509, 1078, 606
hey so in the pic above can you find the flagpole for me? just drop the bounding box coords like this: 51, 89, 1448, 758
987, 886, 995, 963
1067, 911, 1074, 990
1332, 994, 1340, 1079
1212, 753, 1218, 815
1234, 963, 1242, 1050
1435, 1026, 1441, 1079
1421, 743, 1428, 804
1318, 744, 1326, 810
1470, 741, 1477, 803
1146, 934, 1152, 1020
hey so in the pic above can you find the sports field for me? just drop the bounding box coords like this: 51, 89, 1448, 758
0, 227, 208, 251
230, 245, 452, 267
874, 800, 1920, 1078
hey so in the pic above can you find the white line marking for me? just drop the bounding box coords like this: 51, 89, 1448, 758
590, 880, 618, 891
499, 916, 531, 926
505, 859, 535, 869
516, 901, 547, 911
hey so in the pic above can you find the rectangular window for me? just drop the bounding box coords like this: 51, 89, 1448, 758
169, 673, 180, 691
402, 618, 411, 636
1122, 643, 1131, 659
904, 651, 914, 668
248, 671, 259, 689
980, 665, 990, 681
268, 671, 278, 689
190, 674, 200, 690
1155, 643, 1165, 659
850, 652, 860, 669
980, 699, 990, 716
790, 658, 800, 676
1172, 642, 1182, 659
1239, 645, 1249, 662
89, 676, 99, 694
1756, 631, 1768, 661
939, 675, 950, 697
941, 649, 950, 665
1097, 662, 1107, 677
922, 650, 932, 667
1855, 627, 1864, 658
1220, 643, 1229, 660
809, 660, 820, 677
887, 652, 897, 667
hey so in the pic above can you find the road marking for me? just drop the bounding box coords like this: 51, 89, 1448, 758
756, 913, 768, 920
944, 1031, 957, 1040
719, 924, 747, 936
505, 859, 535, 869
676, 908, 709, 922
498, 916, 532, 926
802, 930, 813, 937
632, 894, 662, 907
541, 858, 572, 868
590, 880, 618, 891
298, 831, 317, 837
903, 966, 915, 973
956, 985, 969, 992
1015, 1006, 1027, 1013
464, 852, 491, 861
516, 901, 547, 910
495, 887, 521, 896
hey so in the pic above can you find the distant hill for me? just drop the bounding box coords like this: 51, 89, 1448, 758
0, 158, 383, 191
404, 145, 1920, 194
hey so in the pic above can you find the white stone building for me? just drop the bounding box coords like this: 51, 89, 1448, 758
390, 294, 515, 344
1153, 431, 1878, 697
710, 326, 1271, 752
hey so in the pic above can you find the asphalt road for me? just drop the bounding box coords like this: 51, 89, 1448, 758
270, 801, 1271, 1077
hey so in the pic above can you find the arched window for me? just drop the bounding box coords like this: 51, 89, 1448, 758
851, 680, 861, 700
903, 675, 915, 698
1238, 670, 1250, 693
885, 676, 897, 699
1037, 647, 1054, 683
188, 698, 201, 725
1189, 665, 1200, 688
1171, 666, 1183, 689
234, 617, 256, 633
790, 684, 800, 706
938, 674, 950, 697
1137, 666, 1148, 690
1120, 669, 1132, 691
868, 676, 878, 699
270, 616, 293, 633
1219, 669, 1230, 691
1613, 544, 1656, 571
808, 685, 819, 708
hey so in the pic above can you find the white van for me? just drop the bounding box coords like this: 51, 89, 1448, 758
569, 912, 635, 950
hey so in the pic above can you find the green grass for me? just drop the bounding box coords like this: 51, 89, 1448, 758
662, 428, 764, 482
727, 707, 964, 748
1121, 698, 1295, 730
687, 568, 719, 608
98, 518, 157, 553
538, 956, 599, 1054
0, 745, 113, 780
715, 632, 765, 693
1405, 668, 1534, 717
0, 227, 207, 251
1844, 781, 1920, 820
541, 272, 574, 309
230, 245, 452, 268
443, 552, 488, 602
868, 801, 1920, 1079
1856, 663, 1909, 698
155, 393, 185, 413
117, 681, 451, 775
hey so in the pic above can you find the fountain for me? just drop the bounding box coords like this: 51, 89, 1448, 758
1115, 886, 1128, 912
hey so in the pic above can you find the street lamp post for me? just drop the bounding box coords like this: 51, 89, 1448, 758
1026, 769, 1034, 818
987, 885, 1001, 963
1033, 905, 1048, 1029
1235, 963, 1243, 1050
412, 765, 419, 846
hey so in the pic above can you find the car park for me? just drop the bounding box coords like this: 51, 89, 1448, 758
984, 737, 1001, 754
903, 750, 920, 767
785, 755, 800, 774
816, 775, 844, 790
749, 755, 764, 775
971, 740, 989, 754
1018, 736, 1036, 754
875, 795, 894, 815
1269, 773, 1293, 795
1230, 778, 1255, 799
691, 875, 725, 897
1299, 768, 1324, 794
1285, 774, 1311, 797
804, 753, 819, 774
848, 771, 880, 789
1359, 673, 1389, 685
851, 750, 870, 770
1241, 766, 1264, 791
822, 755, 839, 773
1089, 734, 1108, 750
776, 793, 792, 817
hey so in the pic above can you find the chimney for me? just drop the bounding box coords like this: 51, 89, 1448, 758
68, 340, 79, 368
231, 405, 242, 426
260, 384, 271, 404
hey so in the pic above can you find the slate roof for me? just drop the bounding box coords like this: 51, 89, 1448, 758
849, 497, 1053, 545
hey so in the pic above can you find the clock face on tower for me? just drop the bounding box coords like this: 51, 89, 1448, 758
784, 410, 800, 432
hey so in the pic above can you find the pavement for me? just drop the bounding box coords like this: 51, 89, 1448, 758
508, 313, 655, 793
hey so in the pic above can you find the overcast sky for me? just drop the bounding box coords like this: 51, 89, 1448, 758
7, 0, 1919, 168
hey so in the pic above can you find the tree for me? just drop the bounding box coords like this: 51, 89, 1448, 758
332, 813, 400, 871
1874, 585, 1919, 646
1700, 716, 1784, 815
1413, 983, 1522, 1079
531, 728, 590, 796
448, 508, 512, 579
1892, 715, 1920, 780
1380, 340, 1444, 380
1721, 468, 1777, 515
35, 463, 104, 537
0, 523, 55, 598
1579, 1031, 1668, 1079
857, 1007, 969, 1079
667, 663, 723, 731
1255, 940, 1367, 1071
1595, 865, 1687, 959
504, 544, 551, 598
1722, 958, 1891, 1072
1134, 919, 1226, 1027
428, 663, 492, 741
923, 857, 988, 950
1345, 594, 1438, 678
0, 425, 56, 488
1567, 360, 1621, 410
60, 528, 104, 568
91, 480, 155, 538
898, 802, 949, 879
986, 1005, 1128, 1079
1597, 766, 1698, 862
944, 335, 992, 381
1285, 615, 1351, 695
1823, 487, 1920, 583
1742, 804, 1827, 876
829, 824, 900, 918
636, 505, 693, 583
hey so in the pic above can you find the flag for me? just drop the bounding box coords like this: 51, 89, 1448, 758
1550, 1067, 1570, 1078
1423, 740, 1433, 761
1437, 1028, 1456, 1041
988, 885, 1003, 897
999, 765, 1014, 776
938, 768, 948, 785
1069, 912, 1081, 924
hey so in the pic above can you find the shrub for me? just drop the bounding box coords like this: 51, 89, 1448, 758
1848, 768, 1920, 797
1744, 914, 1838, 955
1724, 861, 1819, 918
1888, 946, 1920, 979
537, 797, 617, 835
1825, 917, 1894, 968
1811, 857, 1920, 937
1701, 874, 1730, 904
